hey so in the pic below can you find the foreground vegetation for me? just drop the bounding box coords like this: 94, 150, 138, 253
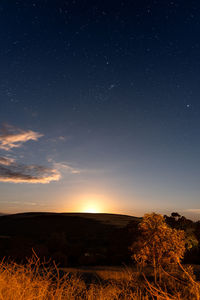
1, 212, 200, 299
0, 255, 199, 299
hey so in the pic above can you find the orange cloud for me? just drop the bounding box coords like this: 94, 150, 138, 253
0, 162, 60, 184
0, 156, 15, 166
0, 125, 80, 184
0, 124, 43, 150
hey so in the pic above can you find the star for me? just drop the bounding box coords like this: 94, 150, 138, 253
108, 84, 116, 90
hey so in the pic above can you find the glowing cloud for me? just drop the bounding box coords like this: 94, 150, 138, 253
0, 161, 60, 184
0, 124, 79, 184
53, 162, 81, 174
0, 156, 16, 166
0, 124, 43, 150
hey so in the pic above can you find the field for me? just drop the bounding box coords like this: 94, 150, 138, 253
0, 212, 200, 299
0, 255, 200, 300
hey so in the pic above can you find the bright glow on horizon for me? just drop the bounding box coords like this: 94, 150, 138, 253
80, 203, 101, 213
66, 193, 114, 214
78, 195, 104, 213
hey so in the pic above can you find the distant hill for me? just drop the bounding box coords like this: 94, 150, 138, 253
1, 212, 139, 228
67, 213, 139, 227
0, 212, 140, 266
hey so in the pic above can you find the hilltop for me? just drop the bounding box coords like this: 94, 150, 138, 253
0, 212, 139, 228
0, 212, 140, 266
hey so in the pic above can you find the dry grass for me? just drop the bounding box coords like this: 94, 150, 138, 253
61, 266, 137, 281
0, 255, 200, 299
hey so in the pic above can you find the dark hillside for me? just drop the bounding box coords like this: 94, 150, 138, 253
0, 212, 140, 266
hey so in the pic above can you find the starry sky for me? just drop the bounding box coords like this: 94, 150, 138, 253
0, 0, 200, 219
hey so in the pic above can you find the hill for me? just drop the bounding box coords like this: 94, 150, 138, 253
0, 212, 139, 228
0, 212, 140, 266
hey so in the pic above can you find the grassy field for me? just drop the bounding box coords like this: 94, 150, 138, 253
60, 265, 137, 283
0, 256, 200, 299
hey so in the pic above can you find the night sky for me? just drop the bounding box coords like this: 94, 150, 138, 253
0, 0, 200, 218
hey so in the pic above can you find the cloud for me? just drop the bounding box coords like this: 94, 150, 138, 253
0, 160, 60, 183
0, 156, 15, 166
0, 124, 80, 184
53, 162, 81, 174
186, 209, 200, 214
58, 136, 66, 141
0, 124, 43, 150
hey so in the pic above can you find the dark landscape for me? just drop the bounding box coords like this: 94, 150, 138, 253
0, 211, 200, 266
0, 212, 200, 299
0, 212, 139, 266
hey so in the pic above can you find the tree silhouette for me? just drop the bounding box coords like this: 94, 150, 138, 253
171, 212, 181, 219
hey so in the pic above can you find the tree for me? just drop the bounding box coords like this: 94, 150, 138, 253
130, 213, 185, 282
171, 212, 181, 220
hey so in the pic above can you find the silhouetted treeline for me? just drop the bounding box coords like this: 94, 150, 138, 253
164, 213, 200, 264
